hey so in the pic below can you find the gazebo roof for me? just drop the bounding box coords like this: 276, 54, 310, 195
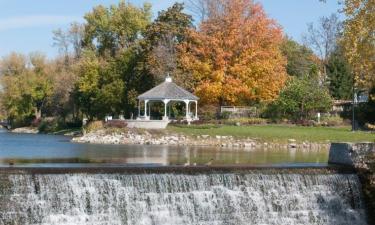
138, 77, 199, 101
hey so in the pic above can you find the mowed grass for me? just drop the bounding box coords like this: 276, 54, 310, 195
168, 124, 375, 143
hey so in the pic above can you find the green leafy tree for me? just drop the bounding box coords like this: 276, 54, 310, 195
0, 52, 53, 125
74, 1, 153, 118
141, 2, 194, 89
280, 37, 320, 78
74, 51, 101, 120
82, 1, 151, 57
268, 76, 333, 121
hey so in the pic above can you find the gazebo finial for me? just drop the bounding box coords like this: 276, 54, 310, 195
165, 73, 172, 82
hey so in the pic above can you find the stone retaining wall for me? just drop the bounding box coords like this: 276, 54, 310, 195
328, 142, 375, 167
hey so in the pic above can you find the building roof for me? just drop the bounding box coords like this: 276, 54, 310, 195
138, 77, 199, 101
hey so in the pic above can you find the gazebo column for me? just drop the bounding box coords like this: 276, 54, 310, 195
138, 100, 141, 118
184, 100, 190, 121
163, 99, 170, 121
144, 100, 150, 120
194, 100, 198, 120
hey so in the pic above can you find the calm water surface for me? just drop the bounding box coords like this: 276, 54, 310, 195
0, 128, 329, 167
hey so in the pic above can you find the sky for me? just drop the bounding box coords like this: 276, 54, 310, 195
0, 0, 342, 58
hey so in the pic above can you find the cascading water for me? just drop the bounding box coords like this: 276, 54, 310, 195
0, 172, 367, 225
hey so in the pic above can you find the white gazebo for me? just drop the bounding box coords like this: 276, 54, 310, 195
137, 76, 199, 122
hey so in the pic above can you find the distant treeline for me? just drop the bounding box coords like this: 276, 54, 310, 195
0, 0, 373, 127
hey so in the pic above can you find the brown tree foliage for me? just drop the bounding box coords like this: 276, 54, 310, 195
180, 0, 287, 106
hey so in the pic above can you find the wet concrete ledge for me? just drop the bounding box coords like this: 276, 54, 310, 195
0, 165, 356, 175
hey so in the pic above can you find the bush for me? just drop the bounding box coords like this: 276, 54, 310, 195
38, 118, 60, 133
320, 115, 346, 127
364, 123, 375, 131
198, 105, 218, 121
85, 121, 104, 133
264, 76, 333, 121
225, 117, 268, 126
220, 111, 231, 119
31, 118, 42, 127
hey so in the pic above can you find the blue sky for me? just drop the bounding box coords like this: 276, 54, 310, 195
0, 0, 342, 58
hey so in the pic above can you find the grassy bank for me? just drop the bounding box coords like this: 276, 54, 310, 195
168, 124, 375, 143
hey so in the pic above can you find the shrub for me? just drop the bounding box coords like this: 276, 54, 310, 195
31, 118, 42, 127
220, 111, 231, 119
264, 76, 333, 121
320, 115, 345, 127
198, 105, 218, 121
225, 117, 268, 126
38, 118, 59, 133
85, 121, 104, 133
364, 123, 375, 131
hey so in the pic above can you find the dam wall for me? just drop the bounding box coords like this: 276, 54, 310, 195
328, 142, 375, 167
0, 170, 367, 225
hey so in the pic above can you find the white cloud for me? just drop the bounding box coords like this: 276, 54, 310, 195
0, 15, 82, 31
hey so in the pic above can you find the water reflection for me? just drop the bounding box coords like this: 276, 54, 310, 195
0, 130, 329, 167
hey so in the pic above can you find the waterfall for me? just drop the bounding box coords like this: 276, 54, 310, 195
0, 172, 367, 225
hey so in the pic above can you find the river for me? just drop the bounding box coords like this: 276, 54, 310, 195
0, 128, 328, 167
0, 128, 368, 225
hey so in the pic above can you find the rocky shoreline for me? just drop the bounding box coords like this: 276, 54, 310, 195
72, 128, 329, 150
10, 127, 38, 134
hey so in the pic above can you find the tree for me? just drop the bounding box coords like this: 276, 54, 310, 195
268, 76, 333, 121
141, 2, 194, 89
280, 37, 320, 78
45, 56, 79, 120
341, 0, 375, 91
0, 52, 53, 124
185, 0, 215, 22
82, 1, 151, 57
74, 50, 103, 120
28, 52, 53, 119
326, 47, 353, 99
180, 0, 287, 107
303, 13, 341, 82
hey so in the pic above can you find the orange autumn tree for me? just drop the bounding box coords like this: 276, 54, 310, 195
180, 0, 287, 107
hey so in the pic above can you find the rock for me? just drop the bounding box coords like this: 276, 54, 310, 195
11, 127, 38, 134
201, 135, 209, 139
243, 143, 253, 148
289, 143, 297, 148
288, 139, 296, 142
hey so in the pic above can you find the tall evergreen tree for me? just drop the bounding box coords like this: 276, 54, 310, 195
326, 47, 353, 100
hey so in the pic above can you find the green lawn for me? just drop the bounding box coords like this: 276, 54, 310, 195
168, 124, 375, 143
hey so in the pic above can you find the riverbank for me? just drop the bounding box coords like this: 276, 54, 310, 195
72, 124, 374, 149
72, 127, 330, 150
9, 126, 81, 136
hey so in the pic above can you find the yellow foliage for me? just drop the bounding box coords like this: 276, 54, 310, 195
341, 0, 375, 90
